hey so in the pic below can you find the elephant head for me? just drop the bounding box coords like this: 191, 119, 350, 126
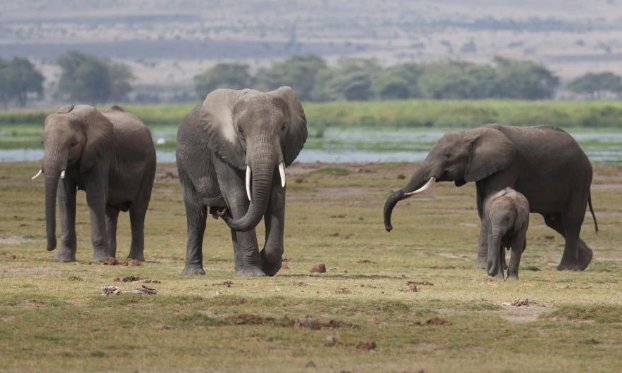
201, 86, 307, 232
384, 126, 516, 231
37, 104, 113, 251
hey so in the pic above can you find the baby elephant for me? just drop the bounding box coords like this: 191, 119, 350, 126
484, 187, 530, 280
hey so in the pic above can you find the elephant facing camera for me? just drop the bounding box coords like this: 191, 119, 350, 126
176, 87, 307, 277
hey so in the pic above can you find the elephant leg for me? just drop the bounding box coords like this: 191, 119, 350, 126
543, 213, 590, 271
261, 175, 285, 276
230, 228, 264, 277
85, 167, 110, 263
475, 190, 487, 269
105, 205, 120, 259
476, 221, 488, 269
227, 193, 263, 277
181, 194, 207, 275
56, 180, 77, 262
507, 237, 526, 280
128, 206, 147, 261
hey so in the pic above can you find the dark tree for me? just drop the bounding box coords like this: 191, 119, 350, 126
493, 57, 559, 99
193, 63, 252, 99
567, 72, 622, 99
373, 63, 424, 100
0, 56, 44, 108
57, 50, 133, 104
253, 54, 327, 101
314, 58, 380, 101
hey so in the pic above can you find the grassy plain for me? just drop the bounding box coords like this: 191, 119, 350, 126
1, 161, 622, 372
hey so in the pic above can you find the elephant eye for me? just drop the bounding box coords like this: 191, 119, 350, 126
281, 124, 286, 132
444, 152, 451, 160
238, 127, 244, 135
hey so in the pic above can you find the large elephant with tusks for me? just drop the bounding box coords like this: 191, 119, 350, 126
176, 87, 307, 277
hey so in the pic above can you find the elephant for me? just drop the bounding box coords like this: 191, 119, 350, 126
383, 124, 598, 271
484, 187, 529, 280
176, 87, 307, 277
34, 104, 156, 263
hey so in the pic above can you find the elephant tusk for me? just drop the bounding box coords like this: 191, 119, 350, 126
31, 169, 43, 180
60, 170, 65, 179
404, 177, 436, 197
245, 166, 252, 201
278, 162, 286, 188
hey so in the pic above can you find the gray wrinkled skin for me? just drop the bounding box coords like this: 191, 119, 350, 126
176, 87, 307, 277
41, 105, 155, 263
384, 124, 598, 271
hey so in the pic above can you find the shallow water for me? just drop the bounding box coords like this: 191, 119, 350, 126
2, 128, 621, 163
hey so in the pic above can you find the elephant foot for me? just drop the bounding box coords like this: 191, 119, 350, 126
260, 249, 282, 277
235, 267, 266, 277
127, 252, 145, 262
506, 274, 519, 281
92, 250, 110, 263
475, 258, 487, 270
182, 264, 206, 275
558, 240, 593, 271
55, 248, 76, 262
578, 243, 593, 271
557, 262, 581, 271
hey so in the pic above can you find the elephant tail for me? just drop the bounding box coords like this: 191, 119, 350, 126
588, 193, 599, 233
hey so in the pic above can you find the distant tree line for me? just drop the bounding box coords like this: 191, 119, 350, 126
194, 55, 584, 102
0, 50, 134, 108
2, 51, 622, 109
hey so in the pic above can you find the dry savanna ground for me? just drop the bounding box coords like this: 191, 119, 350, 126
1, 161, 622, 373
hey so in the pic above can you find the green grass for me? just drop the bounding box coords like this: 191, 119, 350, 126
1, 161, 622, 372
3, 100, 622, 130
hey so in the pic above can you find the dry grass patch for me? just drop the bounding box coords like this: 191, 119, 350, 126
1, 161, 622, 372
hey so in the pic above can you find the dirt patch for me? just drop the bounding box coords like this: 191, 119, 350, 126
498, 304, 553, 323
0, 236, 44, 245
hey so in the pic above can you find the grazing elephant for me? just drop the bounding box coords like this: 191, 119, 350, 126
484, 188, 529, 280
176, 87, 307, 277
34, 105, 156, 263
384, 124, 598, 271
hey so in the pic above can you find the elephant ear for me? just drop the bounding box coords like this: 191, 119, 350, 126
272, 86, 307, 166
464, 127, 516, 182
200, 89, 248, 170
73, 105, 114, 173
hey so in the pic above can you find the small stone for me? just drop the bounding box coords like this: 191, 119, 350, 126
356, 340, 377, 351
324, 335, 338, 346
311, 263, 326, 273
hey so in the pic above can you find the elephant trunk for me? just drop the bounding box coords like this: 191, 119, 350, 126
43, 149, 65, 251
224, 150, 278, 232
488, 230, 502, 277
384, 164, 435, 232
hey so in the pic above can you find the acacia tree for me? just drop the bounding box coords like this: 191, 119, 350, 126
313, 58, 381, 101
493, 57, 559, 99
0, 56, 44, 108
373, 63, 424, 100
57, 50, 133, 104
567, 72, 622, 99
253, 54, 327, 101
193, 63, 252, 98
